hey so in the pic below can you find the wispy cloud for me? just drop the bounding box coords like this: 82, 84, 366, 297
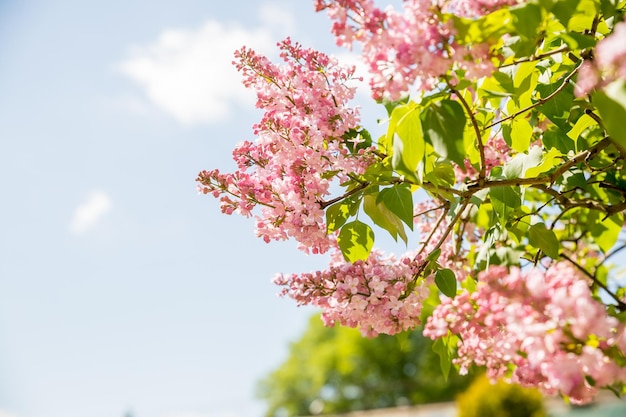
259, 3, 296, 34
69, 190, 112, 235
117, 9, 285, 126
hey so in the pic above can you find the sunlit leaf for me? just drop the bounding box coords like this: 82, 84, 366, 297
421, 99, 467, 166
337, 220, 375, 263
363, 193, 408, 244
377, 184, 415, 229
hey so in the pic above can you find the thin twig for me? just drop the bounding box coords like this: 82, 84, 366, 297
560, 253, 626, 311
467, 137, 612, 191
318, 181, 370, 209
484, 61, 584, 131
499, 45, 570, 68
586, 109, 626, 159
448, 81, 487, 182
415, 204, 451, 261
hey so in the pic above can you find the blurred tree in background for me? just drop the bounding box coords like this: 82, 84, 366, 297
457, 375, 546, 417
258, 313, 473, 417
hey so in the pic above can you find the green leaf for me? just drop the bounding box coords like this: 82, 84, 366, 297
510, 2, 543, 40
536, 82, 575, 130
426, 248, 442, 263
566, 114, 596, 141
421, 99, 467, 166
377, 184, 414, 229
381, 95, 410, 117
509, 118, 533, 152
425, 162, 456, 188
525, 147, 562, 178
435, 269, 457, 298
490, 186, 521, 225
528, 222, 560, 259
594, 80, 626, 151
337, 220, 375, 263
388, 102, 424, 182
432, 338, 452, 382
503, 146, 543, 179
326, 201, 351, 233
590, 213, 624, 254
490, 186, 522, 208
452, 8, 513, 44
363, 194, 408, 244
542, 128, 574, 154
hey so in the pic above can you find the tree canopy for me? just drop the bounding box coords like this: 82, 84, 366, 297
258, 314, 472, 417
199, 0, 626, 405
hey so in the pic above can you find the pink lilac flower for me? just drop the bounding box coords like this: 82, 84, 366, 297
575, 17, 626, 96
274, 245, 430, 337
595, 19, 626, 80
454, 133, 511, 182
197, 38, 375, 254
424, 262, 626, 404
315, 0, 511, 100
275, 200, 473, 337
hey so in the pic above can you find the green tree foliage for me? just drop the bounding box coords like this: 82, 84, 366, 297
457, 375, 546, 417
258, 314, 472, 417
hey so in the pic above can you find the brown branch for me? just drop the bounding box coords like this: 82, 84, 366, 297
499, 45, 570, 69
415, 204, 451, 261
531, 184, 626, 217
560, 253, 626, 311
449, 82, 487, 181
416, 198, 471, 267
318, 181, 370, 209
467, 137, 612, 192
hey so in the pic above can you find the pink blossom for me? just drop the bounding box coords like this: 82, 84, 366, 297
274, 246, 430, 337
454, 133, 511, 182
575, 17, 626, 96
315, 0, 508, 99
197, 38, 375, 254
424, 263, 626, 404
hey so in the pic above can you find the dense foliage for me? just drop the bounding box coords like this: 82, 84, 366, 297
258, 315, 472, 417
199, 0, 626, 405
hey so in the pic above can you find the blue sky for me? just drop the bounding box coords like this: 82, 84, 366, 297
0, 2, 372, 417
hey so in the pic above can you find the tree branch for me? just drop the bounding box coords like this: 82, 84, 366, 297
318, 181, 370, 209
499, 45, 570, 69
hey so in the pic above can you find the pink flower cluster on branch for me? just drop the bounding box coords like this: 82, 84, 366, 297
275, 201, 471, 337
424, 262, 626, 404
315, 0, 505, 100
274, 247, 430, 337
197, 38, 375, 254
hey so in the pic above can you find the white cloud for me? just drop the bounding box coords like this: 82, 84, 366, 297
70, 190, 112, 235
0, 411, 23, 417
334, 52, 373, 98
259, 3, 295, 34
118, 15, 279, 126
